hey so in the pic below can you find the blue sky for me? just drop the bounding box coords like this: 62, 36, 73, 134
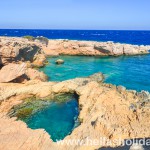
0, 0, 150, 30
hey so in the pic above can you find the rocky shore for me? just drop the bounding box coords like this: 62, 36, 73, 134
0, 36, 150, 150
0, 76, 150, 150
0, 37, 48, 83
44, 39, 150, 56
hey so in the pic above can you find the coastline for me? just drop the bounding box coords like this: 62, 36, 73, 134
0, 36, 150, 150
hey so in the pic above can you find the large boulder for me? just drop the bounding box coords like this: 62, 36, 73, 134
32, 54, 47, 67
0, 63, 27, 83
26, 68, 48, 82
55, 59, 64, 64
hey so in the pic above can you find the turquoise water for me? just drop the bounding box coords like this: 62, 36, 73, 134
21, 97, 79, 142
41, 55, 150, 92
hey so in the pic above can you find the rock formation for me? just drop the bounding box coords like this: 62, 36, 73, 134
55, 59, 64, 64
0, 36, 150, 150
26, 68, 48, 82
0, 63, 27, 83
0, 36, 46, 66
0, 37, 48, 83
43, 40, 150, 56
0, 75, 149, 150
0, 63, 48, 83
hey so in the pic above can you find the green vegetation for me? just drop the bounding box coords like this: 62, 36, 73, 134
23, 35, 35, 41
8, 93, 75, 120
16, 108, 33, 119
53, 93, 73, 103
36, 36, 49, 46
23, 35, 49, 46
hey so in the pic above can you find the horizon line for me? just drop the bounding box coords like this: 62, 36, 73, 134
0, 28, 150, 31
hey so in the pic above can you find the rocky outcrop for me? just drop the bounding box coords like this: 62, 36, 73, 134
0, 63, 27, 83
32, 54, 47, 67
0, 37, 48, 83
55, 59, 64, 64
0, 37, 149, 59
89, 72, 104, 83
0, 36, 150, 150
26, 68, 48, 82
0, 63, 48, 83
0, 37, 46, 66
0, 76, 149, 150
43, 40, 150, 56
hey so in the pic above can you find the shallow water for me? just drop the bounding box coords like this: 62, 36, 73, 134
41, 55, 150, 92
12, 96, 79, 142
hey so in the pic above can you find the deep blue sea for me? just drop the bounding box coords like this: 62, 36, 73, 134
0, 29, 150, 45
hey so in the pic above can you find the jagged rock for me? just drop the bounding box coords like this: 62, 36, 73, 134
136, 90, 150, 100
42, 40, 150, 56
0, 76, 150, 150
34, 36, 49, 46
32, 54, 47, 67
0, 78, 150, 150
26, 68, 48, 82
0, 37, 149, 59
55, 59, 64, 64
89, 72, 104, 83
0, 63, 27, 83
0, 63, 48, 83
0, 37, 45, 65
117, 85, 126, 93
94, 44, 111, 54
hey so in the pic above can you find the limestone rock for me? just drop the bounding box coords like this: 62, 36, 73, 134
89, 72, 104, 83
0, 77, 150, 150
26, 68, 48, 82
0, 37, 45, 65
117, 85, 126, 93
55, 59, 64, 64
32, 54, 47, 67
0, 63, 27, 83
42, 39, 150, 56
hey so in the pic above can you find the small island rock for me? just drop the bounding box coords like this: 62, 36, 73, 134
55, 59, 64, 64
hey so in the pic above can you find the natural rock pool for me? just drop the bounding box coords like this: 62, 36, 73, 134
9, 94, 79, 142
40, 55, 150, 92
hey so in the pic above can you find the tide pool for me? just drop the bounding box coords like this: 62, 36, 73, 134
40, 55, 150, 92
10, 95, 79, 142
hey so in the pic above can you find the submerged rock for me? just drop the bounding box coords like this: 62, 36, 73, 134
89, 72, 104, 83
55, 59, 64, 64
